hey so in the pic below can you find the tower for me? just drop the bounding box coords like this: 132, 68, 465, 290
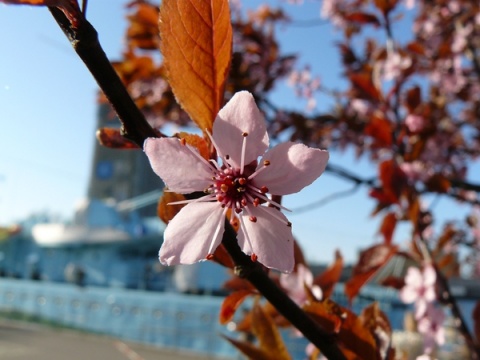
87, 104, 162, 218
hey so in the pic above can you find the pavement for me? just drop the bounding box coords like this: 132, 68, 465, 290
0, 318, 221, 360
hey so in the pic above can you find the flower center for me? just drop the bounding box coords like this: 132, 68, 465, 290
213, 167, 258, 214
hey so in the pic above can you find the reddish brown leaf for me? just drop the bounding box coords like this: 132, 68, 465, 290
219, 289, 254, 324
359, 303, 394, 359
472, 301, 480, 343
3, 0, 82, 26
345, 244, 398, 302
304, 300, 377, 360
251, 302, 291, 359
404, 86, 422, 112
379, 212, 397, 244
364, 115, 393, 148
303, 299, 345, 334
378, 159, 407, 205
349, 72, 381, 101
96, 128, 139, 149
126, 3, 160, 50
159, 0, 233, 134
425, 173, 451, 193
373, 0, 399, 15
314, 250, 344, 299
211, 244, 234, 268
157, 192, 185, 224
344, 12, 380, 26
380, 276, 405, 290
176, 132, 210, 160
222, 335, 273, 360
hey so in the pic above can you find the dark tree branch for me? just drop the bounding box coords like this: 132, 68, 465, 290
48, 8, 347, 360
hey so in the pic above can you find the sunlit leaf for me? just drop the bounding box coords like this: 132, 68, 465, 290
364, 114, 393, 148
159, 0, 233, 134
305, 300, 377, 359
220, 289, 254, 324
349, 72, 381, 101
96, 128, 139, 149
222, 335, 273, 360
379, 212, 397, 244
176, 132, 210, 160
303, 299, 345, 334
211, 244, 235, 268
251, 302, 291, 359
314, 249, 343, 299
345, 244, 398, 302
157, 191, 186, 224
359, 303, 394, 360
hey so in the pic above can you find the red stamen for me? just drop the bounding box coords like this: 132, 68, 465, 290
260, 186, 269, 194
206, 254, 214, 260
180, 138, 186, 146
249, 216, 257, 223
251, 254, 258, 262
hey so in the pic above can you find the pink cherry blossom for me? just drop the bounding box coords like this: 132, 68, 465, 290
399, 265, 436, 318
417, 305, 445, 353
380, 52, 412, 81
280, 263, 322, 304
144, 91, 329, 273
405, 114, 425, 133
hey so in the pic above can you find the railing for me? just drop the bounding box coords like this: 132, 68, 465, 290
0, 278, 406, 359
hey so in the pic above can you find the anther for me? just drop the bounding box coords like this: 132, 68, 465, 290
260, 186, 269, 194
220, 184, 229, 193
235, 208, 242, 214
238, 178, 247, 185
263, 160, 270, 166
206, 254, 214, 260
251, 254, 258, 262
287, 221, 292, 227
237, 187, 245, 193
225, 155, 230, 160
253, 198, 260, 207
216, 195, 225, 202
241, 199, 247, 206
242, 132, 248, 137
249, 216, 257, 223
180, 138, 186, 146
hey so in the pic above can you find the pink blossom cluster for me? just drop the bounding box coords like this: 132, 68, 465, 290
400, 265, 445, 356
288, 65, 321, 111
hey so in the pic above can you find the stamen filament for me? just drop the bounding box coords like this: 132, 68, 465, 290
168, 194, 216, 205
247, 165, 268, 180
240, 133, 247, 174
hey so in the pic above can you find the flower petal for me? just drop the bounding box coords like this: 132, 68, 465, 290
254, 142, 329, 195
237, 205, 294, 273
144, 137, 214, 193
159, 202, 225, 265
213, 91, 269, 167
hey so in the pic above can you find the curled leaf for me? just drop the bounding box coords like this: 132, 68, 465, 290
219, 289, 254, 324
157, 191, 186, 224
96, 128, 139, 149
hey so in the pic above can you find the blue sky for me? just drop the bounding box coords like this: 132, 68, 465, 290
0, 1, 475, 264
